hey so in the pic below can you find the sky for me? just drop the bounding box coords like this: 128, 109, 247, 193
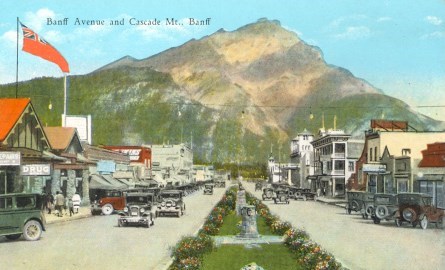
1, 0, 444, 120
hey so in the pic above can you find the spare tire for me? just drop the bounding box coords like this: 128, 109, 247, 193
351, 200, 360, 211
402, 208, 417, 222
375, 205, 389, 219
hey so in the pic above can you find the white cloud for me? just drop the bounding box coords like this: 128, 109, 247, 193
0, 30, 17, 47
377, 17, 392, 22
23, 8, 57, 31
333, 26, 371, 40
421, 31, 445, 39
425, 16, 442, 26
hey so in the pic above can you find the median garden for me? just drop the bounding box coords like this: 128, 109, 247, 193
168, 186, 344, 270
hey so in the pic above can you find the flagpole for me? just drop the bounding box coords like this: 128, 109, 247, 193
63, 74, 67, 126
16, 17, 19, 98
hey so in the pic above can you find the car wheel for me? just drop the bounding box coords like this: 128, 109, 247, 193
420, 215, 428, 230
373, 217, 381, 224
395, 218, 402, 227
102, 204, 114, 215
402, 208, 417, 222
23, 220, 42, 241
5, 234, 22, 240
375, 205, 388, 219
366, 206, 374, 216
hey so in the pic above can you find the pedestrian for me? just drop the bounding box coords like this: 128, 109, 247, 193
68, 198, 75, 217
47, 193, 54, 214
322, 187, 326, 197
72, 192, 81, 214
317, 188, 321, 197
55, 191, 65, 217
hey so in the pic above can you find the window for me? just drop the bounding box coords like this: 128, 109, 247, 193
402, 148, 411, 156
368, 175, 377, 193
334, 160, 345, 171
369, 148, 373, 162
374, 147, 378, 161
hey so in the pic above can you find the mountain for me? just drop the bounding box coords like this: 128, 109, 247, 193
1, 18, 442, 163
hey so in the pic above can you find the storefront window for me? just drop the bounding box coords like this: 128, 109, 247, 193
368, 175, 377, 193
419, 181, 444, 208
397, 179, 408, 193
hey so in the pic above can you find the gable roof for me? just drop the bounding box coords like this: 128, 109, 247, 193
0, 98, 31, 142
43, 126, 77, 151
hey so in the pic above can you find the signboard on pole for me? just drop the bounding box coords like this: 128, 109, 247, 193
62, 114, 92, 144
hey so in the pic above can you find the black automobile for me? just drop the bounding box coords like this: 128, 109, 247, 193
117, 192, 156, 228
203, 184, 214, 195
346, 191, 374, 219
371, 193, 399, 224
273, 188, 290, 204
262, 187, 274, 201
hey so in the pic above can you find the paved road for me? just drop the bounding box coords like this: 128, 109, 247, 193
0, 186, 228, 270
244, 182, 445, 270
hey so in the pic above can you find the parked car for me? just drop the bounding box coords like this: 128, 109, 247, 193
203, 184, 214, 195
346, 191, 374, 218
371, 193, 399, 224
0, 193, 46, 241
394, 193, 444, 229
215, 181, 226, 188
156, 190, 185, 217
117, 192, 156, 228
273, 188, 290, 204
292, 188, 318, 201
91, 189, 127, 215
262, 187, 274, 201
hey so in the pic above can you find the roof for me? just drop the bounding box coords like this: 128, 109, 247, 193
0, 98, 31, 142
43, 127, 77, 151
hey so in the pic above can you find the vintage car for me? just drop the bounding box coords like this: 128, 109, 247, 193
371, 193, 399, 224
215, 181, 226, 188
394, 193, 444, 229
346, 191, 374, 218
91, 189, 127, 215
203, 184, 214, 195
117, 192, 155, 228
261, 187, 275, 201
291, 188, 318, 201
156, 190, 186, 217
273, 188, 290, 204
255, 182, 263, 191
0, 193, 46, 241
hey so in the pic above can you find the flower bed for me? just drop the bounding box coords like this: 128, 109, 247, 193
169, 186, 344, 270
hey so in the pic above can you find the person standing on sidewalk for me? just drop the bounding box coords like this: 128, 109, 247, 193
55, 191, 65, 217
72, 193, 81, 214
47, 193, 54, 214
68, 198, 75, 217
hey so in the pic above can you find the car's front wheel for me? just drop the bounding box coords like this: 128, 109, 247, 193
23, 220, 42, 241
420, 215, 428, 230
5, 233, 21, 240
102, 204, 114, 215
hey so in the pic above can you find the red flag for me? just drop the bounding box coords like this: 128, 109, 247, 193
20, 22, 70, 73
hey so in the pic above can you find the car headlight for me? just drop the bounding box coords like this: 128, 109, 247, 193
124, 207, 128, 212
140, 208, 145, 213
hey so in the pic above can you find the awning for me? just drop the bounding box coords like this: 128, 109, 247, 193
101, 174, 127, 189
116, 178, 135, 188
42, 151, 67, 161
89, 174, 116, 190
416, 174, 444, 181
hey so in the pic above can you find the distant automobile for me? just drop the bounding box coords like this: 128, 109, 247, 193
273, 188, 290, 204
262, 187, 274, 201
156, 190, 185, 217
371, 193, 399, 224
0, 193, 46, 241
117, 192, 156, 228
346, 191, 374, 218
203, 184, 214, 195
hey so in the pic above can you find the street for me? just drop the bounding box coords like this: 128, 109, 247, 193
0, 187, 227, 270
244, 182, 445, 270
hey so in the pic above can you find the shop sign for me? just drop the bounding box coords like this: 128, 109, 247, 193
0, 151, 21, 166
97, 160, 116, 173
21, 164, 51, 176
363, 163, 386, 173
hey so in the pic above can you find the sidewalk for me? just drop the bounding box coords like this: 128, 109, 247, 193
45, 206, 92, 224
316, 196, 347, 209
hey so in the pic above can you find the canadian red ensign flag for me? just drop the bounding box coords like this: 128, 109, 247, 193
20, 22, 70, 73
